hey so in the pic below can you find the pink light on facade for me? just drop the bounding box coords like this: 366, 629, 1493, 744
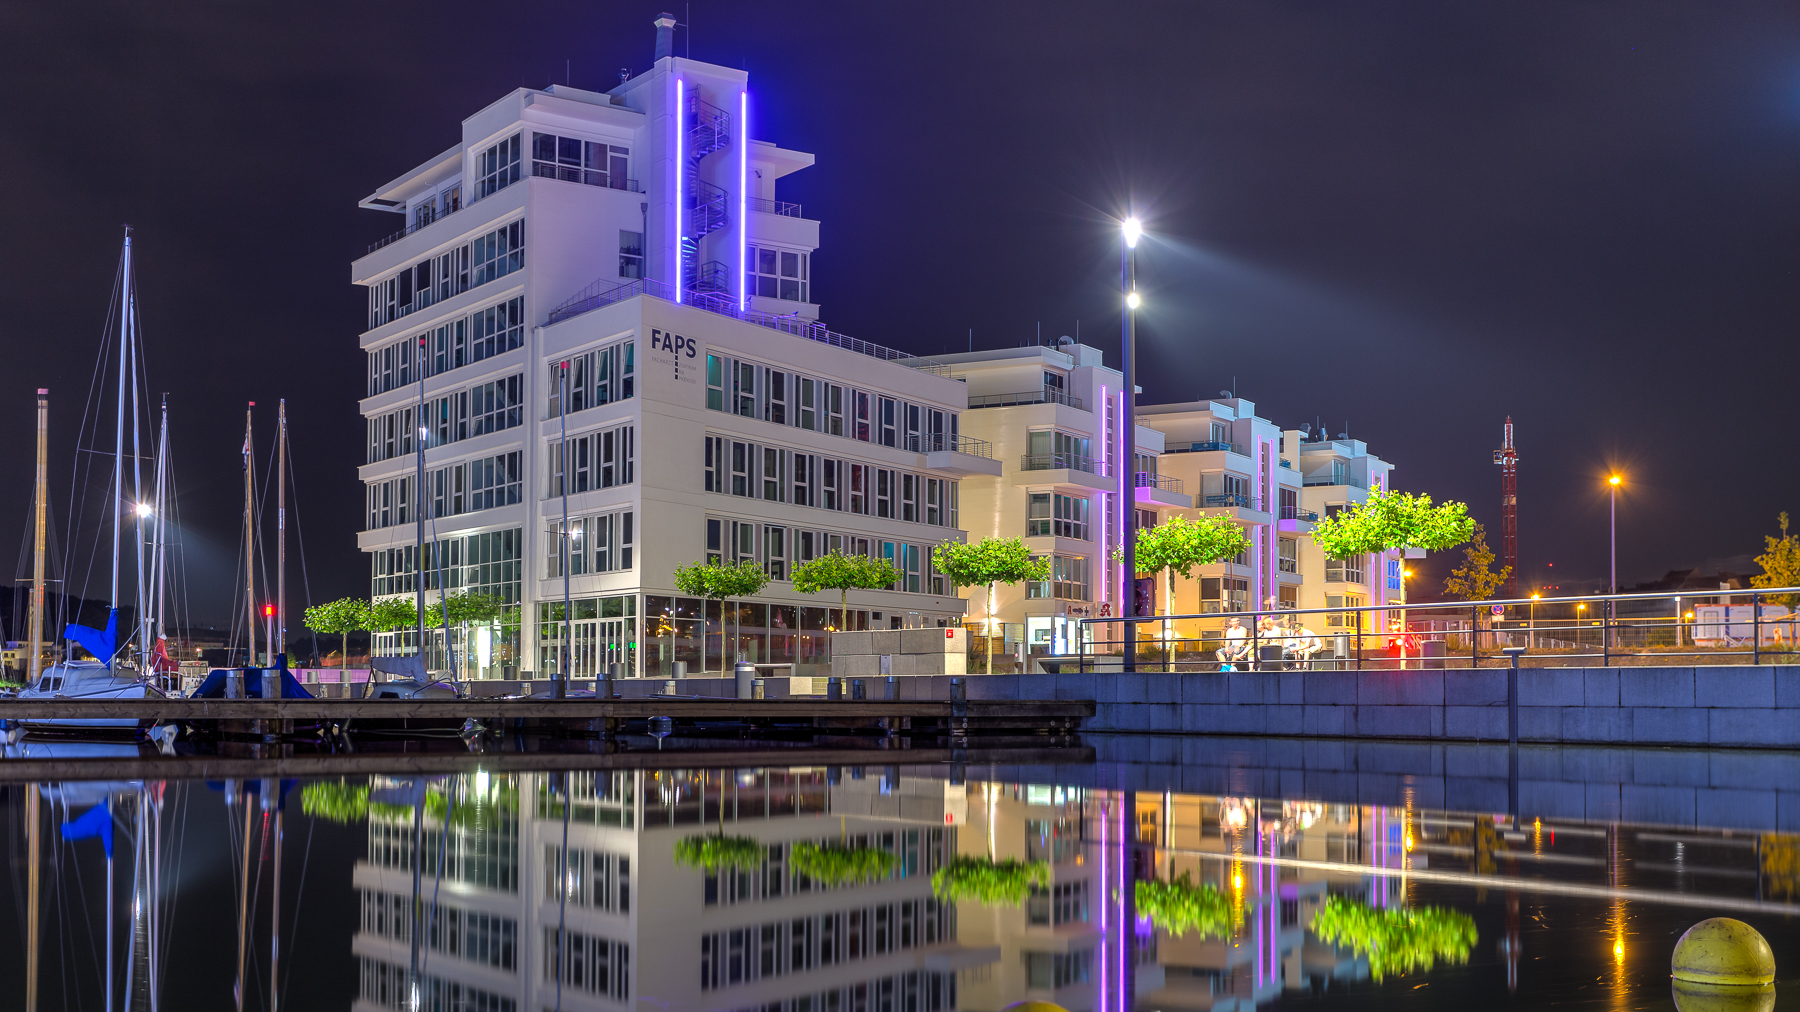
1098, 384, 1109, 608
739, 89, 749, 310
1098, 793, 1108, 1010
674, 78, 685, 303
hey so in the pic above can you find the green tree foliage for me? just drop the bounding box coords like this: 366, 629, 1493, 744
1752, 512, 1800, 608
792, 550, 903, 633
931, 856, 1051, 906
1114, 515, 1249, 631
303, 597, 369, 669
1443, 522, 1511, 602
789, 842, 896, 886
1309, 896, 1478, 980
1135, 873, 1240, 939
932, 538, 1050, 673
365, 596, 420, 634
673, 834, 766, 871
444, 592, 503, 625
1310, 489, 1475, 560
673, 559, 772, 670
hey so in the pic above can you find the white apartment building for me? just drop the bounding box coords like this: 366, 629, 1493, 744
352, 17, 994, 679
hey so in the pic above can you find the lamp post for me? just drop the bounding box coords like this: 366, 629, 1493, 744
1529, 593, 1539, 650
1608, 474, 1621, 651
1120, 216, 1141, 671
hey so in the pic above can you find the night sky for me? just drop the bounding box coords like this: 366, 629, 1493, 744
3, 1, 1797, 627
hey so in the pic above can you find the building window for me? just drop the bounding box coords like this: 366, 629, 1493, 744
471, 220, 524, 287
747, 245, 809, 303
1279, 584, 1298, 609
469, 375, 523, 436
1326, 593, 1365, 628
466, 452, 522, 511
765, 369, 788, 425
1200, 577, 1249, 613
548, 426, 635, 496
1025, 429, 1092, 470
901, 474, 918, 523
1028, 556, 1090, 601
1028, 493, 1090, 540
1278, 537, 1298, 574
530, 132, 630, 189
875, 469, 894, 519
762, 525, 787, 580
474, 133, 522, 200
548, 339, 635, 417
1326, 555, 1365, 585
619, 231, 644, 279
1279, 486, 1299, 519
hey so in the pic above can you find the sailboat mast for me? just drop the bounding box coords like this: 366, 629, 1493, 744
152, 397, 169, 667
112, 229, 131, 614
243, 405, 256, 667
130, 282, 147, 674
29, 388, 48, 685
414, 337, 426, 662
276, 400, 287, 661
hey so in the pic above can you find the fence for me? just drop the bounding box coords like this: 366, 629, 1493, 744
1070, 587, 1800, 672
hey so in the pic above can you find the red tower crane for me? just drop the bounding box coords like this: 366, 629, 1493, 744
1492, 416, 1519, 598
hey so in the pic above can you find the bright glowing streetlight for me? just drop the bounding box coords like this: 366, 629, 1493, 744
1125, 290, 1141, 310
134, 502, 153, 518
1123, 216, 1142, 248
1607, 474, 1622, 651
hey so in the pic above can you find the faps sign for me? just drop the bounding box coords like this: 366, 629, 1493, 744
648, 328, 699, 387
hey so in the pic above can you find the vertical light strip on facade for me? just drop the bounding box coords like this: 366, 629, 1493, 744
739, 89, 749, 310
674, 78, 685, 303
1097, 793, 1108, 1010
1098, 384, 1109, 609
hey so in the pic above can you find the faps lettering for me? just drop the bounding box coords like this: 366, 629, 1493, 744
650, 329, 697, 358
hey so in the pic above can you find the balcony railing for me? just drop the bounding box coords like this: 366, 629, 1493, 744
1303, 476, 1365, 489
968, 387, 1085, 411
1280, 505, 1320, 522
1021, 452, 1107, 475
367, 204, 466, 254
1133, 472, 1185, 494
749, 196, 802, 217
545, 276, 949, 372
1201, 492, 1264, 511
906, 433, 994, 458
531, 160, 644, 193
1171, 440, 1247, 455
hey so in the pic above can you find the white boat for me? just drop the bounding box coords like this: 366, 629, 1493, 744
12, 661, 165, 732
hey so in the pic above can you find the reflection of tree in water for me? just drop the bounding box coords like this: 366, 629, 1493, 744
1135, 873, 1240, 940
1310, 895, 1478, 980
930, 855, 1050, 905
673, 833, 763, 871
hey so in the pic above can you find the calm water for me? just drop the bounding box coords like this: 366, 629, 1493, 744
0, 737, 1795, 1011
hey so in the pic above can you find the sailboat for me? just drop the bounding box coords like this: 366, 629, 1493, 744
14, 229, 167, 734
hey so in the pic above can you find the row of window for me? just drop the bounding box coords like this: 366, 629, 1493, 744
704, 353, 960, 450
543, 928, 631, 1002
359, 958, 515, 1012
1027, 492, 1090, 541
360, 890, 517, 972
546, 338, 635, 417
707, 517, 951, 595
713, 972, 956, 1012
474, 133, 522, 200
1027, 555, 1091, 602
1325, 556, 1367, 584
369, 528, 523, 601
367, 296, 526, 397
699, 898, 951, 991
366, 812, 518, 891
367, 372, 523, 463
366, 219, 523, 330
365, 451, 522, 531
547, 424, 636, 495
546, 510, 636, 577
704, 436, 960, 528
531, 131, 631, 189
542, 845, 630, 912
747, 243, 809, 303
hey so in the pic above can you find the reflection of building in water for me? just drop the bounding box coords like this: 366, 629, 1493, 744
349, 769, 991, 1012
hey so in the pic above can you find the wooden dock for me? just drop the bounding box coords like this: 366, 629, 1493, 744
0, 697, 1092, 723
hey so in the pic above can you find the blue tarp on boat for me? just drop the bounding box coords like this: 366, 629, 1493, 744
190, 654, 314, 699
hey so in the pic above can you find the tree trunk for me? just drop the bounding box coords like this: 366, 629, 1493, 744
986, 582, 996, 675
1166, 568, 1176, 660
840, 588, 848, 635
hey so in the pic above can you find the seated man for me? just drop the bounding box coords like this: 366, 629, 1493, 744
1253, 616, 1284, 670
1286, 620, 1324, 669
1215, 616, 1250, 671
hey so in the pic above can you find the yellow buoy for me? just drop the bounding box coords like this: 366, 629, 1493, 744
1003, 1004, 1070, 1012
1671, 918, 1776, 987
1671, 979, 1777, 1012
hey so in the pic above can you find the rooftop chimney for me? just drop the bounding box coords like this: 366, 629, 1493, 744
654, 13, 677, 61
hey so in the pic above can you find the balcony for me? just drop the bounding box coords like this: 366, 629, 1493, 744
1304, 475, 1366, 489
1133, 472, 1183, 494
531, 160, 644, 194
1280, 505, 1319, 522
909, 433, 1001, 477
749, 196, 802, 217
1015, 452, 1112, 492
967, 387, 1085, 411
367, 203, 466, 254
1022, 452, 1106, 475
1167, 440, 1247, 456
1134, 472, 1191, 508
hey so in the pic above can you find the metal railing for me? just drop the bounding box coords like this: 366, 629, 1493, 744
749, 196, 803, 217
1201, 492, 1263, 510
1133, 472, 1184, 494
531, 161, 644, 193
967, 387, 1085, 411
1068, 586, 1800, 672
547, 277, 673, 324
1021, 452, 1107, 475
367, 204, 465, 254
1169, 440, 1247, 455
1304, 477, 1366, 489
906, 433, 994, 458
1280, 505, 1319, 522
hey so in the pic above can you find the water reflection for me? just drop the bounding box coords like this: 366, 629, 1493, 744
1, 763, 1795, 1010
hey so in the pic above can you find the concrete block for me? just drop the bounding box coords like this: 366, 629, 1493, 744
900, 628, 953, 654
1019, 674, 1055, 700
1584, 668, 1620, 708
1621, 785, 1696, 826
831, 631, 873, 656
1114, 673, 1149, 707
1584, 782, 1623, 822
1358, 671, 1444, 706
1262, 738, 1306, 768
1707, 750, 1800, 791
1302, 705, 1352, 736
1355, 741, 1445, 776
836, 653, 880, 676
1695, 668, 1775, 709
1227, 673, 1278, 706
1708, 708, 1800, 748
1518, 668, 1584, 707
1445, 670, 1507, 707
1301, 738, 1353, 769
1620, 668, 1694, 708
1446, 705, 1506, 741
1053, 671, 1095, 702
1266, 705, 1304, 736
1147, 703, 1184, 732
945, 651, 966, 676
1776, 666, 1800, 709
1144, 674, 1182, 704
1355, 705, 1437, 739
1445, 777, 1509, 813
1560, 706, 1629, 744
1304, 672, 1358, 705
965, 675, 1016, 700
1519, 781, 1588, 822
1278, 672, 1305, 705
1631, 707, 1708, 745
885, 653, 917, 676
1629, 749, 1712, 788
870, 630, 902, 655
1517, 706, 1562, 741
1694, 788, 1779, 832
1182, 704, 1262, 735
1180, 673, 1230, 705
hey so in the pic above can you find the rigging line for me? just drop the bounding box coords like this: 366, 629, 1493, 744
60, 258, 124, 636
277, 807, 317, 1000
419, 778, 456, 981
286, 438, 321, 666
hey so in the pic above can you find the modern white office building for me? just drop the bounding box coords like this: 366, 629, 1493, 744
352, 16, 994, 679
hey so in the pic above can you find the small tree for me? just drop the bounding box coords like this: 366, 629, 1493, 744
1114, 515, 1249, 649
932, 538, 1050, 673
1443, 522, 1510, 603
674, 560, 771, 671
793, 551, 904, 634
1310, 489, 1475, 559
303, 597, 369, 670
1752, 513, 1800, 608
365, 597, 420, 652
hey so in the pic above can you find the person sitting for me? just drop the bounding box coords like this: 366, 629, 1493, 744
1254, 616, 1284, 670
1285, 619, 1324, 669
1215, 616, 1250, 671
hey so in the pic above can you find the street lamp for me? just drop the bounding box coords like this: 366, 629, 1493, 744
1607, 474, 1622, 652
1120, 215, 1142, 671
1529, 593, 1539, 649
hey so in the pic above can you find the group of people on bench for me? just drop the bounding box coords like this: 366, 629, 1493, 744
1214, 615, 1325, 671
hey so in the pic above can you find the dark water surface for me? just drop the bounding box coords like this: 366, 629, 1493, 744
1, 736, 1796, 1011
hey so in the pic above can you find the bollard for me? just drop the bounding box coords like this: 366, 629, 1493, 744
851, 678, 866, 701
1503, 647, 1526, 744
752, 678, 766, 700
225, 670, 244, 699
827, 676, 843, 700
605, 662, 624, 699
662, 679, 678, 696
261, 667, 281, 700
736, 659, 756, 700
885, 675, 898, 700
672, 660, 687, 679
880, 654, 892, 676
